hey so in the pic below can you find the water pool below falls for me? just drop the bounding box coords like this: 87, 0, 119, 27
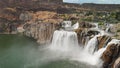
0, 34, 98, 68
0, 22, 119, 68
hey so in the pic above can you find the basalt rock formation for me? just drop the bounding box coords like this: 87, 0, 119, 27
75, 22, 119, 68
101, 44, 120, 68
75, 28, 86, 45
97, 35, 112, 49
23, 11, 62, 44
75, 22, 98, 45
24, 22, 60, 44
0, 0, 120, 68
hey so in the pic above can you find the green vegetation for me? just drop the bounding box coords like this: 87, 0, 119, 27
116, 12, 120, 21
117, 29, 120, 32
98, 22, 104, 26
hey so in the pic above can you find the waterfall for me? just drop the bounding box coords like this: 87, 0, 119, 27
72, 22, 79, 29
105, 24, 113, 32
105, 27, 110, 32
94, 23, 99, 29
84, 35, 98, 54
48, 22, 104, 66
62, 21, 72, 28
49, 29, 104, 66
50, 30, 79, 51
62, 21, 72, 30
48, 22, 119, 67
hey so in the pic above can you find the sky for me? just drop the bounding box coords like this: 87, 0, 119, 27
63, 0, 120, 4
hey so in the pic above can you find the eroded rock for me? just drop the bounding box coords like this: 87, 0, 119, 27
101, 44, 120, 68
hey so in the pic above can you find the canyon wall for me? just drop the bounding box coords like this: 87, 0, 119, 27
22, 11, 62, 44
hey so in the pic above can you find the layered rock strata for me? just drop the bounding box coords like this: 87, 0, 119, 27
102, 44, 120, 68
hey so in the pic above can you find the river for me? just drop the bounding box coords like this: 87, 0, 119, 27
0, 34, 96, 68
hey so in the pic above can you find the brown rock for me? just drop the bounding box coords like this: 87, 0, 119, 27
101, 44, 120, 68
24, 20, 61, 44
97, 35, 111, 49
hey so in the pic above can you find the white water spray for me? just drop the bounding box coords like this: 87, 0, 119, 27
72, 22, 79, 29
84, 35, 98, 54
49, 30, 103, 67
48, 22, 119, 67
50, 30, 79, 51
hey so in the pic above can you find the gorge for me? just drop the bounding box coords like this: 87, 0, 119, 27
0, 0, 120, 68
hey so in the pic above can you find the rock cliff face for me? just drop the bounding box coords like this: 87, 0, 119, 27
97, 36, 112, 49
24, 22, 60, 44
101, 44, 120, 68
23, 11, 62, 44
0, 1, 120, 68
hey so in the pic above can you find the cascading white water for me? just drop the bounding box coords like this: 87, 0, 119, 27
49, 22, 104, 67
62, 21, 72, 28
84, 35, 98, 54
72, 22, 79, 29
50, 30, 79, 51
105, 24, 113, 32
48, 22, 119, 67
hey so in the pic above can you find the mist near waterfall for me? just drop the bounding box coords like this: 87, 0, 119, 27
23, 30, 102, 68
24, 21, 120, 68
25, 22, 103, 68
25, 30, 100, 68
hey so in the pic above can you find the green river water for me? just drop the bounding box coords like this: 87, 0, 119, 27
0, 34, 96, 68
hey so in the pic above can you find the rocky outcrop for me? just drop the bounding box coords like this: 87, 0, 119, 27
24, 22, 60, 44
97, 35, 111, 49
79, 22, 94, 28
74, 22, 99, 45
101, 44, 120, 68
75, 28, 86, 45
23, 11, 62, 44
75, 22, 97, 45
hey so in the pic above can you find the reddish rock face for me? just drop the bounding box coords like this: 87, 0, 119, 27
75, 28, 85, 45
24, 22, 60, 44
74, 22, 96, 45
101, 44, 120, 68
97, 35, 111, 49
23, 11, 62, 44
79, 22, 94, 28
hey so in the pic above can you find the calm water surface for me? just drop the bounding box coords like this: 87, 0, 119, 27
0, 34, 96, 68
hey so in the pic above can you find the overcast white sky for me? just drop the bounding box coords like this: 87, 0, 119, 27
63, 0, 120, 4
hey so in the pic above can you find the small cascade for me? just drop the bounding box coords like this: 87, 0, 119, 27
62, 21, 79, 30
72, 22, 79, 29
84, 35, 99, 54
105, 24, 113, 32
85, 36, 90, 46
62, 21, 72, 30
50, 30, 79, 51
62, 21, 72, 28
94, 39, 120, 59
105, 27, 110, 32
94, 23, 99, 29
